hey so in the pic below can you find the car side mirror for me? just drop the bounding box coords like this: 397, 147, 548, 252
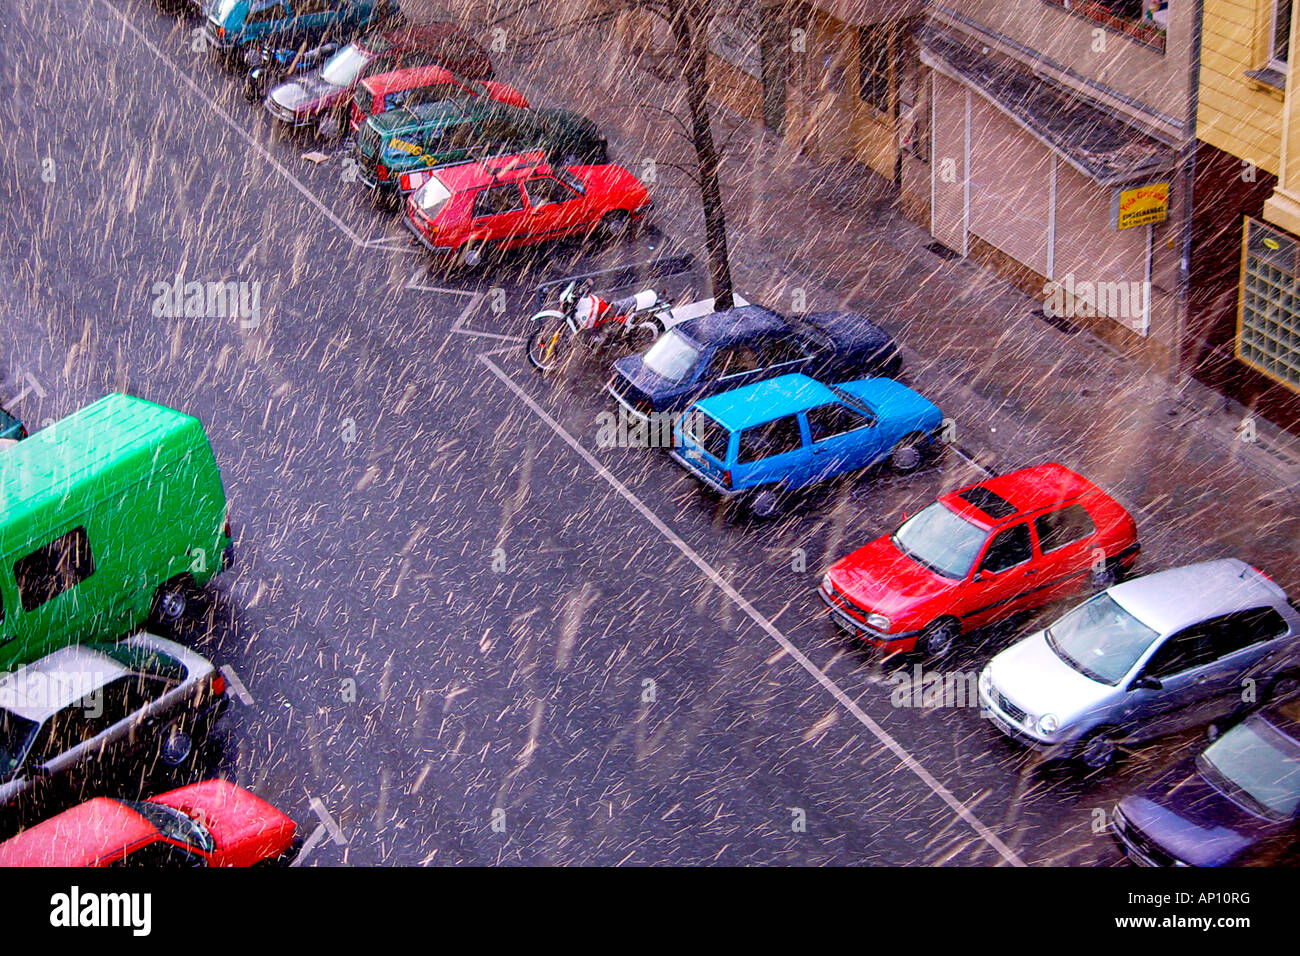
1130, 676, 1162, 692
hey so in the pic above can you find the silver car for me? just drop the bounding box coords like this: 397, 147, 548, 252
0, 633, 228, 811
979, 559, 1300, 770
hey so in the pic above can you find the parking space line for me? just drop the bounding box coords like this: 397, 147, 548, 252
478, 352, 1027, 867
98, 0, 374, 247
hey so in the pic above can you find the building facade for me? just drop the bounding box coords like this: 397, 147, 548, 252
896, 1, 1190, 367
1191, 0, 1300, 432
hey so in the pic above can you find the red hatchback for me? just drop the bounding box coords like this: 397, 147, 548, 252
819, 463, 1140, 657
348, 64, 529, 133
403, 152, 651, 270
0, 780, 297, 867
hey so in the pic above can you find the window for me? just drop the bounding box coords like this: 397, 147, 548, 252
32, 697, 114, 764
244, 2, 286, 26
682, 411, 731, 462
757, 338, 809, 368
1206, 608, 1290, 658
806, 403, 872, 442
1239, 218, 1300, 393
14, 527, 95, 613
293, 0, 338, 14
406, 84, 458, 109
980, 524, 1032, 574
957, 486, 1018, 520
713, 344, 761, 378
1040, 0, 1167, 53
1034, 504, 1096, 553
858, 28, 891, 114
524, 177, 575, 208
1273, 0, 1293, 68
113, 841, 206, 868
472, 183, 523, 219
738, 416, 804, 463
1144, 627, 1218, 679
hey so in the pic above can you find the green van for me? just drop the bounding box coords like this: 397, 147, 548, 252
0, 394, 233, 670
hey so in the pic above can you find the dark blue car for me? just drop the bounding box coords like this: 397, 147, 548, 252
1112, 693, 1300, 866
606, 305, 901, 420
0, 404, 25, 442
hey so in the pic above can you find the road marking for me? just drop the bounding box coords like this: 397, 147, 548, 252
451, 293, 524, 343
219, 664, 255, 705
97, 0, 379, 247
404, 268, 482, 296
5, 371, 45, 407
478, 352, 1026, 867
289, 797, 348, 867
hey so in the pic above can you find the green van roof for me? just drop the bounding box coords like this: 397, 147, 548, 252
0, 394, 203, 550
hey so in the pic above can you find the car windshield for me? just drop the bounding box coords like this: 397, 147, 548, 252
642, 330, 701, 383
123, 800, 216, 854
554, 168, 586, 193
1197, 715, 1300, 821
415, 177, 452, 215
321, 44, 370, 86
0, 710, 38, 782
214, 0, 240, 20
890, 501, 987, 580
1045, 593, 1160, 685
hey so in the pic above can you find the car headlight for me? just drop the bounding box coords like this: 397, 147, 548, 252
979, 668, 992, 695
866, 613, 890, 632
1037, 713, 1059, 735
820, 573, 832, 594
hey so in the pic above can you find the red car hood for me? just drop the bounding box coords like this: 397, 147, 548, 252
151, 780, 296, 867
828, 535, 956, 627
569, 164, 649, 207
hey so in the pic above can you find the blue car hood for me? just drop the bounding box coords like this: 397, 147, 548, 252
835, 378, 941, 425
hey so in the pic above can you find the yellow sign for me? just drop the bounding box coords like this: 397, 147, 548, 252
1116, 182, 1169, 230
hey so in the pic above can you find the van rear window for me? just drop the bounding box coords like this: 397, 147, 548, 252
683, 411, 730, 462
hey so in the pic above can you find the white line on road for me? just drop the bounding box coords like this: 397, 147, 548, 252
219, 664, 255, 705
477, 353, 1026, 867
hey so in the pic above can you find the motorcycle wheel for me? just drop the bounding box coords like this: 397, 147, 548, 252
243, 75, 265, 104
624, 316, 663, 353
527, 321, 574, 373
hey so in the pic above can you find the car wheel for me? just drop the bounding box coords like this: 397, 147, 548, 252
1089, 562, 1119, 591
456, 241, 487, 272
158, 722, 195, 769
743, 486, 784, 519
149, 579, 190, 627
1077, 728, 1120, 771
889, 433, 928, 473
601, 210, 630, 243
919, 618, 960, 657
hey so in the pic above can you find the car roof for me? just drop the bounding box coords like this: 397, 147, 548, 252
0, 645, 128, 722
1108, 559, 1288, 636
371, 98, 474, 132
675, 305, 789, 346
940, 462, 1102, 528
0, 798, 155, 867
695, 374, 835, 430
361, 63, 455, 95
435, 151, 550, 191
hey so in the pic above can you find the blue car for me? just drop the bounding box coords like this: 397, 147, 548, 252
0, 404, 25, 442
204, 0, 387, 54
670, 373, 944, 517
607, 305, 901, 420
1112, 693, 1300, 866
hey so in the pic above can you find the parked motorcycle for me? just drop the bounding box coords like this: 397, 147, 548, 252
526, 281, 670, 373
243, 40, 339, 105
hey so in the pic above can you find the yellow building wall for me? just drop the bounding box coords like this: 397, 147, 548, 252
1198, 0, 1285, 173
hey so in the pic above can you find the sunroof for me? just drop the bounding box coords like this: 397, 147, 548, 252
956, 486, 1018, 519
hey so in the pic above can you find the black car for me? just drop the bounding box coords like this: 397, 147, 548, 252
0, 404, 25, 443
1112, 692, 1300, 866
606, 304, 902, 419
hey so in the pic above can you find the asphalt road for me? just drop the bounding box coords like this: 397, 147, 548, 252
0, 0, 1245, 865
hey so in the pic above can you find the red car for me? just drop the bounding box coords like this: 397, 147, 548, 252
349, 63, 529, 133
403, 152, 651, 270
819, 463, 1140, 657
264, 22, 495, 135
0, 780, 297, 867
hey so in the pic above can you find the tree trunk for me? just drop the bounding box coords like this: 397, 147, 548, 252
672, 5, 734, 311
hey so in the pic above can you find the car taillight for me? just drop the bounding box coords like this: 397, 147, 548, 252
217, 26, 225, 37
223, 519, 232, 540
722, 470, 732, 488
212, 672, 227, 697
376, 165, 389, 181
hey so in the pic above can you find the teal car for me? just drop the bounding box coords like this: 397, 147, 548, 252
671, 373, 945, 518
353, 100, 608, 206
204, 0, 388, 54
0, 405, 25, 443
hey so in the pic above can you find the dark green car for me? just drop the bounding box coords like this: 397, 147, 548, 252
352, 100, 608, 207
0, 404, 25, 443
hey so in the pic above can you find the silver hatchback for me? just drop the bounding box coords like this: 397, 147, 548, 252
979, 559, 1300, 769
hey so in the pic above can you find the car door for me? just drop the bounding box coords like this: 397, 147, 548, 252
28, 695, 119, 793
733, 415, 808, 491
706, 342, 764, 396
962, 523, 1035, 630
521, 176, 586, 242
1199, 608, 1295, 711
1121, 626, 1223, 740
803, 400, 881, 484
1031, 503, 1099, 604
469, 182, 528, 248
755, 334, 814, 380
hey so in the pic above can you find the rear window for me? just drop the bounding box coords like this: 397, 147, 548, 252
353, 87, 374, 116
683, 411, 730, 462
